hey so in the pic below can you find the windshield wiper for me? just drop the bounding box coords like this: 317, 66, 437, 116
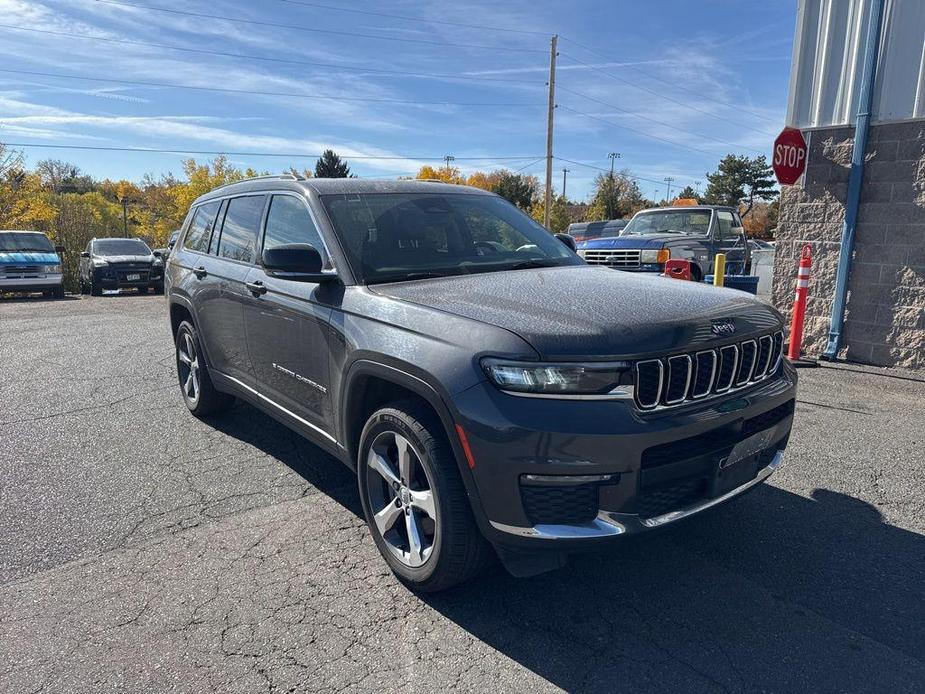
505, 259, 562, 271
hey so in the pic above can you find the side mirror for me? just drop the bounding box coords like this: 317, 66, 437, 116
262, 244, 335, 282
55, 245, 66, 254
80, 251, 90, 259
152, 250, 163, 258
555, 233, 577, 252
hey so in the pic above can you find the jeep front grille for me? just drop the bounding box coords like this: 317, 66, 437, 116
581, 249, 640, 268
634, 330, 784, 410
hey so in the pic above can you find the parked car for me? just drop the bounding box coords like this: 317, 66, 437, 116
79, 237, 164, 295
0, 230, 65, 298
166, 229, 180, 254
576, 205, 750, 281
566, 218, 627, 243
166, 177, 796, 592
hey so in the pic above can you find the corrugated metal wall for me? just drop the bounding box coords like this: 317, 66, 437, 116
787, 0, 925, 128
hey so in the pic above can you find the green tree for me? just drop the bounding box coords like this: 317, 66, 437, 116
675, 185, 698, 201
703, 154, 776, 216
314, 149, 353, 178
585, 171, 645, 222
491, 171, 538, 210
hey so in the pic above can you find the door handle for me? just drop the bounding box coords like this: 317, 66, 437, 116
246, 280, 267, 296
193, 266, 208, 279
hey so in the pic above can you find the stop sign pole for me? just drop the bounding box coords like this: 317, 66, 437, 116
773, 127, 808, 185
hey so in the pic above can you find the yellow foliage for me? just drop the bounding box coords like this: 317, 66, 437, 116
415, 165, 465, 184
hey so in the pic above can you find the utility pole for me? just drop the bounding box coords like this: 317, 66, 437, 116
607, 152, 621, 220
121, 198, 128, 237
561, 168, 570, 199
663, 176, 675, 202
443, 155, 455, 178
694, 180, 702, 196
543, 34, 558, 229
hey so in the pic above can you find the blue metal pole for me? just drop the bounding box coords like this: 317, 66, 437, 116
823, 0, 885, 359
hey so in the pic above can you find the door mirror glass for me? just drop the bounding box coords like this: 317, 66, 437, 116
152, 250, 163, 258
555, 233, 577, 252
55, 245, 66, 254
262, 243, 334, 282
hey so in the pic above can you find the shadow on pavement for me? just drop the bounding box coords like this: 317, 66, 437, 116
213, 402, 925, 691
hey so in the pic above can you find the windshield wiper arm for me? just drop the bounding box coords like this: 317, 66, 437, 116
506, 259, 562, 271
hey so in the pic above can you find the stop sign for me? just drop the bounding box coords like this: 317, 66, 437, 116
773, 127, 807, 185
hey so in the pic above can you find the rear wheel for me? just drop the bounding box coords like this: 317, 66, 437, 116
358, 403, 492, 592
175, 320, 234, 417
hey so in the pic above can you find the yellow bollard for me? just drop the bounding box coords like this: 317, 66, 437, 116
713, 254, 726, 287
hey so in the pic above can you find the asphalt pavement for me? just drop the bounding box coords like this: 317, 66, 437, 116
1, 294, 923, 693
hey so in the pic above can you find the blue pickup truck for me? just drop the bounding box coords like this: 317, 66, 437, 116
0, 230, 65, 298
576, 205, 750, 281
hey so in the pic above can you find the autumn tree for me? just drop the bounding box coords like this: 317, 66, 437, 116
703, 154, 776, 216
315, 149, 352, 178
415, 164, 464, 184
529, 195, 571, 233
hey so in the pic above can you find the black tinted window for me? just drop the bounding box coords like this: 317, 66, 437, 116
263, 195, 327, 265
184, 201, 220, 253
93, 238, 151, 256
217, 195, 265, 263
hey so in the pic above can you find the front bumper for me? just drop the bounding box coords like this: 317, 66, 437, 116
453, 362, 797, 548
92, 266, 161, 288
0, 274, 63, 291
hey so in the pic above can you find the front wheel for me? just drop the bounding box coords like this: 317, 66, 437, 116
358, 404, 493, 592
175, 320, 234, 417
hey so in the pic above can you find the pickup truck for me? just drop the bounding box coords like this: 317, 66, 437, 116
576, 205, 750, 281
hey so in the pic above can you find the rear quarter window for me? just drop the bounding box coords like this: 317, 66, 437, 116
183, 201, 221, 253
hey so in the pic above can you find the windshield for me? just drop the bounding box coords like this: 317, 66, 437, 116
93, 238, 151, 256
622, 209, 712, 236
320, 192, 581, 284
0, 231, 55, 253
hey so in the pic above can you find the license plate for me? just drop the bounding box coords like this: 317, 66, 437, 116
724, 428, 776, 469
127, 273, 140, 281
711, 428, 775, 497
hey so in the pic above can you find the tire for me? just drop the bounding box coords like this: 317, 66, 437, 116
690, 264, 703, 283
175, 320, 234, 417
154, 281, 165, 295
358, 403, 493, 592
90, 282, 102, 296
137, 285, 148, 295
53, 286, 65, 299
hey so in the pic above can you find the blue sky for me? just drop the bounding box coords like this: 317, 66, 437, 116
0, 0, 796, 201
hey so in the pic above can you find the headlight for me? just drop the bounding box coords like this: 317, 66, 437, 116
42, 264, 62, 273
640, 249, 670, 264
482, 358, 633, 396
153, 257, 164, 266
92, 258, 109, 267
576, 249, 587, 259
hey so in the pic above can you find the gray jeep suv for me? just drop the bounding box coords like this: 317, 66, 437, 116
165, 176, 797, 592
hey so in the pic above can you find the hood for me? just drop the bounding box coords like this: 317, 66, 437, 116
578, 234, 701, 250
0, 251, 60, 264
371, 265, 781, 359
96, 254, 154, 263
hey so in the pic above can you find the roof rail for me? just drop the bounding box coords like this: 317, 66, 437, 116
208, 172, 306, 193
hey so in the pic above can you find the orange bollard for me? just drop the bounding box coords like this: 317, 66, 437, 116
788, 245, 812, 361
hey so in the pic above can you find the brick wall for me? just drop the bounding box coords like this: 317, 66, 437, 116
773, 120, 925, 369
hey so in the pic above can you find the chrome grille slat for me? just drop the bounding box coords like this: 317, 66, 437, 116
582, 249, 640, 268
633, 331, 783, 411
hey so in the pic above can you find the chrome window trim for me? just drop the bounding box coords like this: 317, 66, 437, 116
691, 350, 717, 399
715, 344, 739, 393
634, 359, 664, 410
735, 339, 758, 386
664, 354, 693, 405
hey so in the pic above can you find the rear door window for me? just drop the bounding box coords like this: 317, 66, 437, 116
183, 201, 221, 253
217, 195, 266, 264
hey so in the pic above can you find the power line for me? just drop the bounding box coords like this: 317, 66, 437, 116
0, 68, 543, 108
557, 85, 763, 153
94, 0, 546, 54
513, 157, 546, 173
558, 105, 725, 158
559, 52, 772, 133
558, 35, 779, 125
276, 0, 551, 36
2, 142, 544, 161
0, 24, 541, 85
554, 157, 694, 188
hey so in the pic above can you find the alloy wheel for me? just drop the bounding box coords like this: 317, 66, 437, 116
177, 331, 201, 407
364, 430, 437, 568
